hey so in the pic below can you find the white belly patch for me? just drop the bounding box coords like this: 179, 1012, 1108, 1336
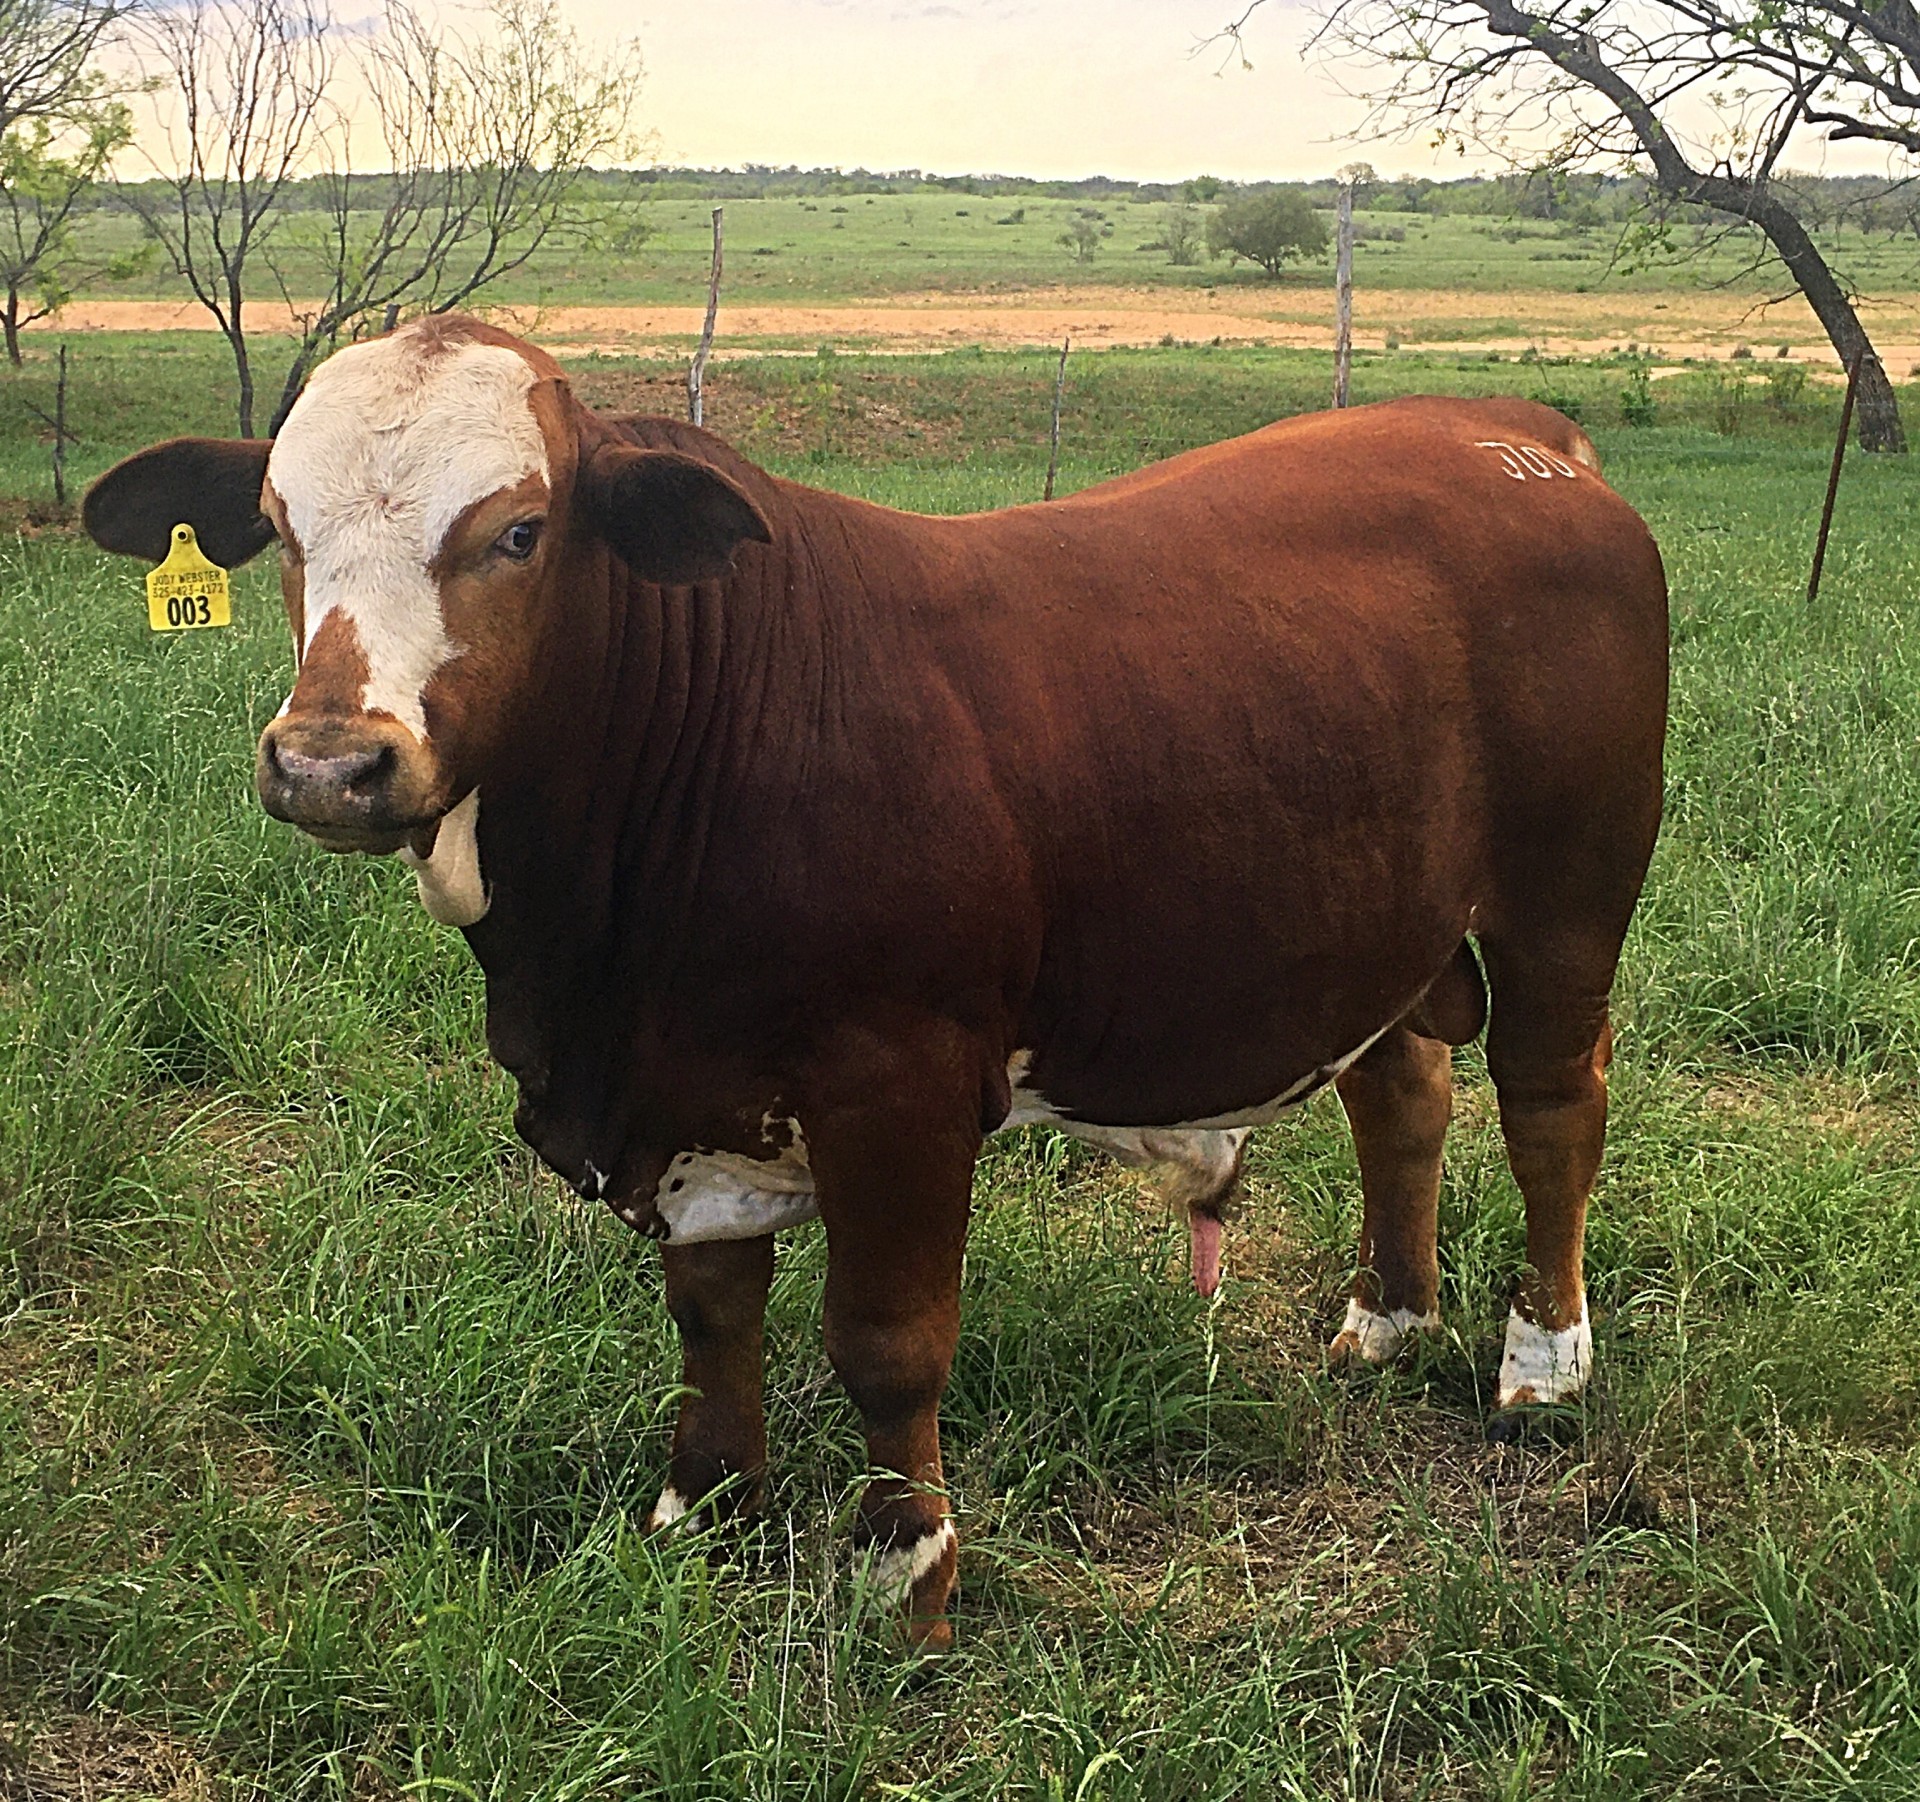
1004, 1026, 1390, 1136
655, 1141, 820, 1242
650, 1032, 1388, 1247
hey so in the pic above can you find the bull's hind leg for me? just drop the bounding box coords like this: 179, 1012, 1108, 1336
652, 1234, 777, 1530
1480, 935, 1617, 1411
1329, 1024, 1452, 1364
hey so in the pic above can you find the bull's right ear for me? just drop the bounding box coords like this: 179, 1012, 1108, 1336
579, 444, 773, 586
83, 438, 278, 568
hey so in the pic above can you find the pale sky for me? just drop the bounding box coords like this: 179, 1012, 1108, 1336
599, 0, 1432, 183
125, 0, 1902, 187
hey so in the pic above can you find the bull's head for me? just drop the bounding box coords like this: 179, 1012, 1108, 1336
84, 317, 771, 921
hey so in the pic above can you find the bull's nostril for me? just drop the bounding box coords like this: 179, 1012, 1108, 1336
344, 743, 393, 792
256, 720, 419, 846
273, 743, 389, 791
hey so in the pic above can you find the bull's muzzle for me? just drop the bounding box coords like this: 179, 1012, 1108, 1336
256, 714, 438, 853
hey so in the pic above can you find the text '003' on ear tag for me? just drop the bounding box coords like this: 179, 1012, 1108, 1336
145, 524, 231, 632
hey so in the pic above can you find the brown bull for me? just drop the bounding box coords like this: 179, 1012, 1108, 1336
84, 316, 1667, 1651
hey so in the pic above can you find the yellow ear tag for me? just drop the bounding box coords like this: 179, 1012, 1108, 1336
145, 524, 232, 632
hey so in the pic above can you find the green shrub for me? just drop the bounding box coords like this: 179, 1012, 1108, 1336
1765, 362, 1809, 415
1620, 361, 1657, 426
1204, 190, 1329, 277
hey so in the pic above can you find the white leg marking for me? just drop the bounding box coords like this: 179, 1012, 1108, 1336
399, 788, 488, 926
870, 1519, 956, 1602
1497, 1302, 1591, 1407
1334, 1298, 1441, 1363
648, 1486, 696, 1531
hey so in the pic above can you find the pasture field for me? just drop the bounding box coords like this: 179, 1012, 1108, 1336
5, 332, 1920, 1797
53, 194, 1920, 306
40, 196, 1920, 362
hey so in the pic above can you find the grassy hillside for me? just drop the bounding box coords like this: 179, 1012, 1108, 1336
4, 341, 1920, 1796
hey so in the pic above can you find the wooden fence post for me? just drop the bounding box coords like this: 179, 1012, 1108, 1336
688, 207, 724, 428
1333, 181, 1355, 409
1807, 347, 1865, 605
1044, 335, 1071, 501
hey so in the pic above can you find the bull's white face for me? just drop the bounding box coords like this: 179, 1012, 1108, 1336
250, 324, 571, 905
266, 329, 552, 739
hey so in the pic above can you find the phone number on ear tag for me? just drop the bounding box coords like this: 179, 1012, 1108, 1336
146, 567, 232, 632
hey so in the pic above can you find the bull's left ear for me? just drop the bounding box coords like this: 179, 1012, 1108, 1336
580, 444, 773, 585
83, 437, 278, 568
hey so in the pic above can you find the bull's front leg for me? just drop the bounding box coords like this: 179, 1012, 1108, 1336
651, 1234, 777, 1530
809, 1020, 982, 1654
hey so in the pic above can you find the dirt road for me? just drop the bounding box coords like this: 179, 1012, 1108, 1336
44, 287, 1920, 370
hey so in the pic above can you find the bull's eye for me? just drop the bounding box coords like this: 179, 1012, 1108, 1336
496, 520, 543, 561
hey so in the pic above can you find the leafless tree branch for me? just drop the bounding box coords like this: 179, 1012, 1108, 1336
124, 0, 642, 436
1282, 0, 1920, 445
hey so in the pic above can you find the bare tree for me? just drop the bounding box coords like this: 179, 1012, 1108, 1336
130, 0, 642, 435
0, 0, 131, 139
129, 0, 332, 435
1, 103, 135, 364
1, 0, 140, 365
1222, 0, 1915, 450
263, 0, 643, 432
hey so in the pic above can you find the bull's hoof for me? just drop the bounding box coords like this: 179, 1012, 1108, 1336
1474, 1404, 1536, 1443
645, 1485, 705, 1534
1485, 1400, 1587, 1446
1495, 1303, 1591, 1409
1484, 1406, 1531, 1446
1329, 1298, 1442, 1368
865, 1519, 959, 1655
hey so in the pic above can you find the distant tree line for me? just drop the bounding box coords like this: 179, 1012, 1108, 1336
83, 163, 1920, 239
571, 164, 1920, 235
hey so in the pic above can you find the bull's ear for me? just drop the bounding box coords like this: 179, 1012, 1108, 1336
83, 437, 277, 568
579, 444, 773, 585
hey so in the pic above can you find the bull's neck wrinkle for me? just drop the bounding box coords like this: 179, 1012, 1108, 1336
466, 480, 913, 994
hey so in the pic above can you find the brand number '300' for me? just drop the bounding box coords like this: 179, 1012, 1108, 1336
1476, 440, 1580, 481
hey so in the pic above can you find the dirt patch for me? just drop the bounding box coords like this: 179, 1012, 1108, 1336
570, 361, 983, 463
1009, 1132, 1675, 1648
1691, 1069, 1920, 1150
44, 288, 1920, 369
0, 498, 77, 538
0, 1717, 219, 1802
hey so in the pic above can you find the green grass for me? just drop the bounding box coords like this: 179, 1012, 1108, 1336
50, 195, 1920, 307
5, 338, 1920, 1796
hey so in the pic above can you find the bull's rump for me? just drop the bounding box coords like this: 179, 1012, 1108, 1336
910, 397, 1668, 1126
